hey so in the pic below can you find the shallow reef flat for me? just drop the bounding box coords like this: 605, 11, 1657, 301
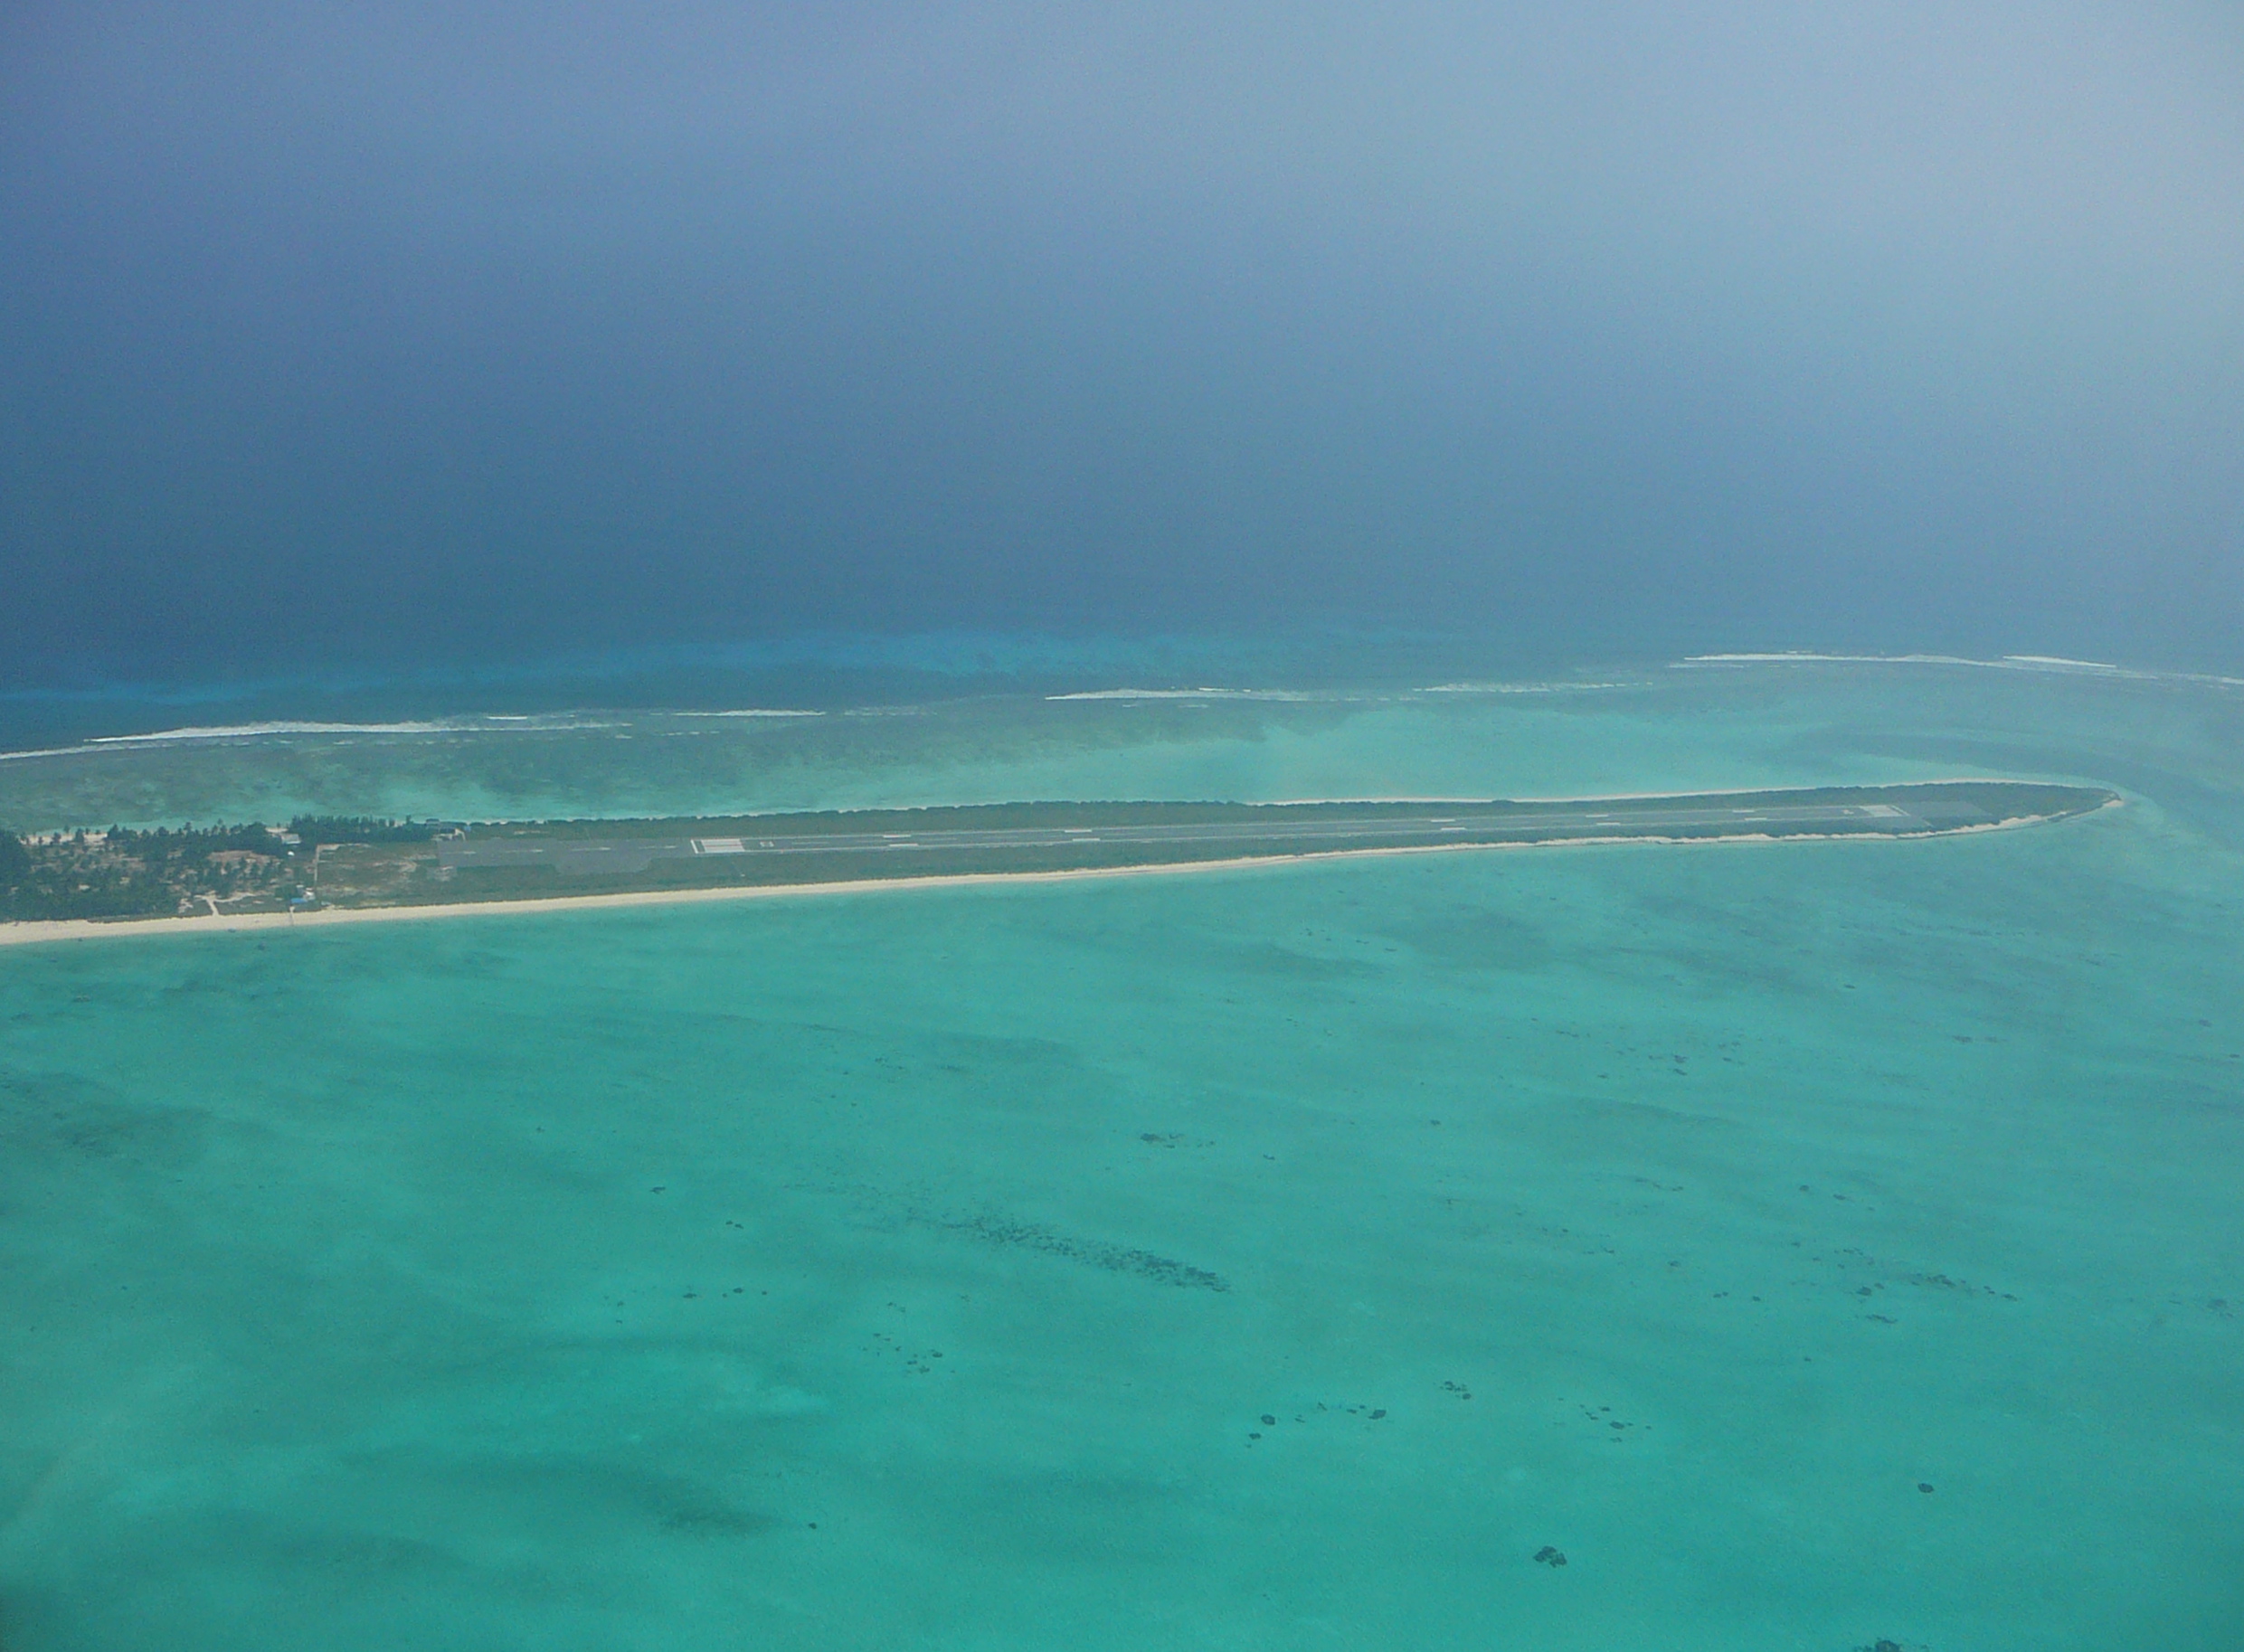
0, 666, 2238, 1650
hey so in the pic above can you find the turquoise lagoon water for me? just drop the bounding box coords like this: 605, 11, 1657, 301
3, 662, 2240, 1649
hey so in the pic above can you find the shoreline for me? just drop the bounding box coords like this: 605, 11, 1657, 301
0, 810, 2097, 948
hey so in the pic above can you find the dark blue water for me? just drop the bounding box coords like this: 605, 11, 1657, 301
5, 6, 2240, 713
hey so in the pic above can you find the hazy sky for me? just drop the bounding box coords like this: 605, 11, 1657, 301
4, 2, 2241, 681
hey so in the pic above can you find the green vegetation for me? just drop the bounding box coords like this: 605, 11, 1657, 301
1, 821, 299, 921
108, 822, 282, 855
2, 854, 174, 920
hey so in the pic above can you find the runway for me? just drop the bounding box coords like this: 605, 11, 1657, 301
432, 796, 1980, 877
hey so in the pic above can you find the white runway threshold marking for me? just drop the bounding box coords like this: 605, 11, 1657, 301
692, 838, 747, 854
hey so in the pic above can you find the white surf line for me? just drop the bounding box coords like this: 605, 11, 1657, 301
1676, 652, 2244, 688
0, 807, 2111, 949
85, 721, 460, 742
1416, 681, 1633, 694
0, 717, 625, 763
1044, 687, 1330, 702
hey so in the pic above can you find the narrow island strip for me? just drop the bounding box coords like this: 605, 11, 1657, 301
0, 779, 2116, 947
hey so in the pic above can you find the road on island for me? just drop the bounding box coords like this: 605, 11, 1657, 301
435, 798, 1978, 877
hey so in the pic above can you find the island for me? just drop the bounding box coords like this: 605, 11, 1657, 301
0, 780, 2116, 941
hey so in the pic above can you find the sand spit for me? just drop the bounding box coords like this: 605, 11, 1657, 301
0, 809, 2102, 949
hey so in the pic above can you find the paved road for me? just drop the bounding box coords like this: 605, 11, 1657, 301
435, 798, 1974, 877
